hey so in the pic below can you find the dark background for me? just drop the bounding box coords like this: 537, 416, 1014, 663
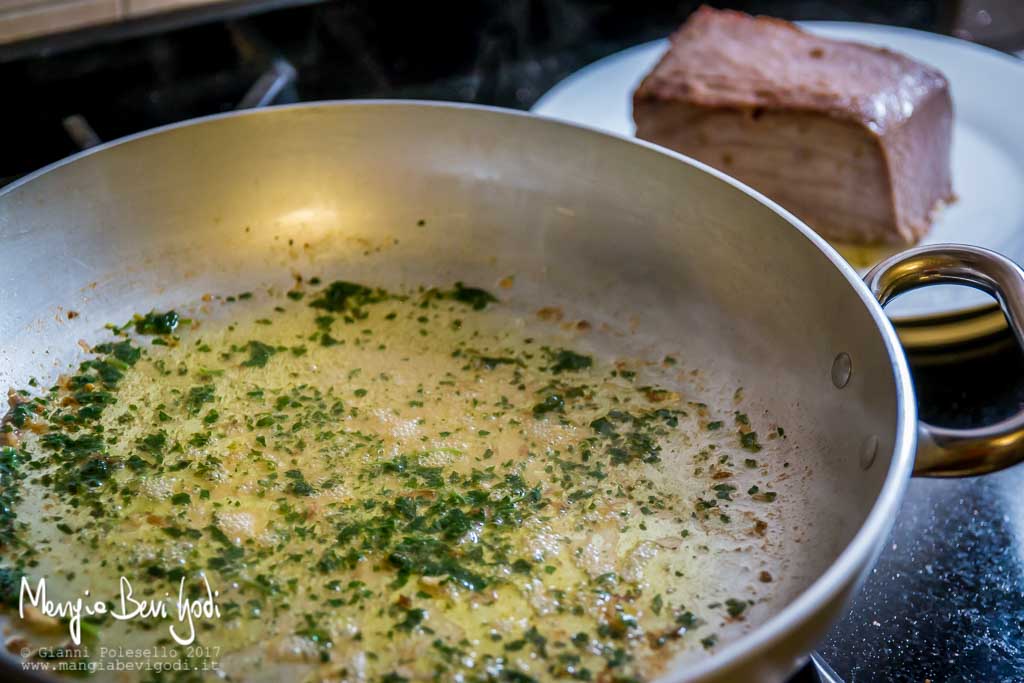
4, 1, 1024, 681
0, 0, 962, 186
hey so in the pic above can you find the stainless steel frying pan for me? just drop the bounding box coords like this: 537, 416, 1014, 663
2, 102, 1023, 683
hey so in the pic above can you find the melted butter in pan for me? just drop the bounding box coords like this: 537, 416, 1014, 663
0, 280, 798, 682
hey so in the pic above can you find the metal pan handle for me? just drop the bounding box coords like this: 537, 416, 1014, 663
865, 244, 1024, 477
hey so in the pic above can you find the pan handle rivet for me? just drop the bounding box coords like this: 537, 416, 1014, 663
860, 435, 879, 470
831, 352, 852, 389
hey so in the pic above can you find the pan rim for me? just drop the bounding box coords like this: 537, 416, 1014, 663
0, 100, 918, 682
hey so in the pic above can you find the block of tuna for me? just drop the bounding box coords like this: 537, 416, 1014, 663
633, 7, 954, 245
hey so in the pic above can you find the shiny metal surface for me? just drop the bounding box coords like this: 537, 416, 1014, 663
808, 653, 844, 683
0, 102, 920, 682
866, 245, 1024, 477
237, 57, 297, 109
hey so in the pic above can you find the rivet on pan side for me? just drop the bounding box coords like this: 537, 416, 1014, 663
860, 435, 879, 470
831, 352, 852, 389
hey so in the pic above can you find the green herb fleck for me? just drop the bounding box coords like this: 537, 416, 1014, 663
134, 310, 179, 335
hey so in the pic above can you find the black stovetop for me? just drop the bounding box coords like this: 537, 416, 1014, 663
822, 341, 1024, 682
4, 1, 1024, 681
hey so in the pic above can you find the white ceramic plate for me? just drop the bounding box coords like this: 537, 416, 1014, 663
531, 22, 1024, 320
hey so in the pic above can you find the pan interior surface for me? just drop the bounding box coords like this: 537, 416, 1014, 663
0, 103, 908, 682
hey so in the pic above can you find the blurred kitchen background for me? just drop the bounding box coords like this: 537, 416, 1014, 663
3, 2, 1024, 682
1, 0, 1023, 188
